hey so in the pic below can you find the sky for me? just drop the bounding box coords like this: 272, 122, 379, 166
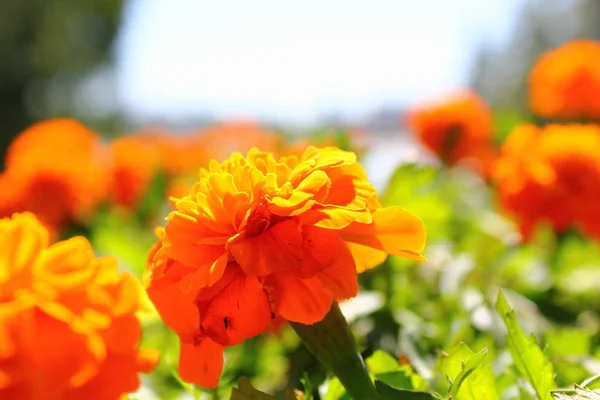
114, 0, 525, 125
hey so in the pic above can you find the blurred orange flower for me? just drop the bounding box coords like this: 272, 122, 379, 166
140, 130, 207, 178
140, 122, 286, 206
285, 137, 338, 158
145, 146, 426, 388
529, 40, 600, 120
140, 121, 283, 180
0, 119, 110, 235
197, 121, 284, 161
492, 124, 600, 240
407, 90, 497, 177
0, 212, 158, 400
284, 126, 371, 159
109, 135, 161, 209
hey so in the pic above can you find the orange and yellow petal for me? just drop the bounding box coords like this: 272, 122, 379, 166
179, 338, 224, 389
340, 207, 426, 261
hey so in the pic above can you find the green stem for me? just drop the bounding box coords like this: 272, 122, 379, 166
290, 301, 379, 400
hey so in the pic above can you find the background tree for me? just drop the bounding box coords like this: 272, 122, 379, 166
0, 0, 124, 162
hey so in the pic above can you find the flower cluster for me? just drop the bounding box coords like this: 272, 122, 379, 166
407, 90, 497, 177
0, 119, 290, 235
529, 39, 600, 120
0, 212, 158, 399
145, 146, 426, 387
0, 119, 110, 235
492, 124, 600, 240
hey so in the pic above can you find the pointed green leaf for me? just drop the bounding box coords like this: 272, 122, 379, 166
366, 350, 402, 374
440, 343, 500, 400
366, 350, 423, 390
496, 291, 556, 400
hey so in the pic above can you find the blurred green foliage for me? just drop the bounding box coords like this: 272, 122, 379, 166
0, 0, 123, 162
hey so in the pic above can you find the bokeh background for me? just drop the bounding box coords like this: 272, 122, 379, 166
3, 1, 600, 399
2, 0, 599, 175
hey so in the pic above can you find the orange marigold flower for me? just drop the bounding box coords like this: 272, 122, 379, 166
492, 124, 600, 240
139, 122, 283, 179
529, 40, 600, 120
0, 119, 110, 234
0, 212, 158, 399
145, 146, 426, 388
407, 90, 497, 176
109, 135, 161, 208
142, 130, 208, 177
197, 121, 284, 161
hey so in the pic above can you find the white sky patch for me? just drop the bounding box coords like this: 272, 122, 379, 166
114, 0, 525, 124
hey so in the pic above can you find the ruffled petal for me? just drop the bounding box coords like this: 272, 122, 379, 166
165, 213, 230, 268
38, 237, 97, 290
229, 220, 303, 276
267, 170, 330, 215
179, 253, 229, 293
323, 166, 374, 210
0, 212, 47, 285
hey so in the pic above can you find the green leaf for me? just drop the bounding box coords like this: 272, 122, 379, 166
366, 350, 425, 390
324, 377, 351, 400
440, 343, 500, 400
496, 291, 556, 400
366, 350, 401, 374
374, 380, 439, 400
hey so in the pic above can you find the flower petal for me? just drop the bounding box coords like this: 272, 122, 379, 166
179, 253, 229, 293
295, 227, 358, 299
199, 273, 271, 346
229, 220, 303, 276
179, 338, 224, 389
340, 206, 426, 260
267, 170, 330, 215
165, 213, 230, 267
38, 237, 96, 290
323, 166, 374, 210
293, 226, 355, 278
146, 279, 199, 338
267, 273, 333, 325
298, 207, 372, 230
346, 242, 388, 273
